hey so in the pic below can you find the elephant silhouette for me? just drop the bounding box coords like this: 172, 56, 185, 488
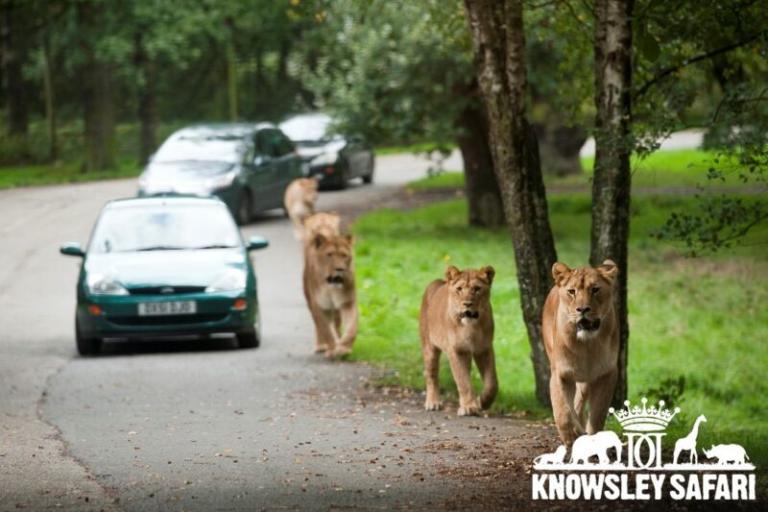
570, 431, 623, 465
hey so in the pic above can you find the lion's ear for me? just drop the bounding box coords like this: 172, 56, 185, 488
552, 262, 571, 285
445, 265, 461, 282
479, 265, 495, 285
598, 259, 618, 282
344, 234, 354, 245
313, 233, 327, 249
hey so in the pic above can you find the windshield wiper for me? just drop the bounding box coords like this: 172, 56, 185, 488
192, 244, 238, 250
134, 245, 187, 252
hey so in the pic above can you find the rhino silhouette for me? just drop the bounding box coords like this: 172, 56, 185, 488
703, 444, 750, 465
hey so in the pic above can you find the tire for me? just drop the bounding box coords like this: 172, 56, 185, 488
76, 319, 102, 356
236, 190, 252, 226
362, 155, 375, 184
335, 163, 349, 190
237, 330, 260, 349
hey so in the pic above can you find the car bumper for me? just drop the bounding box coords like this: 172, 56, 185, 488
77, 290, 257, 339
308, 164, 341, 184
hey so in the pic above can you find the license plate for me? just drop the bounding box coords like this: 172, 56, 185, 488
138, 301, 197, 316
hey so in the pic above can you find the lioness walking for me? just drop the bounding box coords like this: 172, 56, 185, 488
542, 260, 619, 447
284, 178, 318, 240
419, 265, 497, 416
302, 232, 358, 358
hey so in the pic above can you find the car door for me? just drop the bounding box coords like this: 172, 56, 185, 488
266, 129, 301, 207
249, 129, 280, 211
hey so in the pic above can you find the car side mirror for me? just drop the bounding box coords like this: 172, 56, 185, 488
246, 236, 269, 251
253, 155, 271, 167
60, 242, 85, 257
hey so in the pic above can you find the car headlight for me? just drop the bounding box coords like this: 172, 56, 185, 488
311, 151, 339, 167
87, 274, 129, 296
205, 170, 238, 191
205, 268, 246, 292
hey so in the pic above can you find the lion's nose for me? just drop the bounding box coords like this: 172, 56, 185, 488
576, 306, 591, 314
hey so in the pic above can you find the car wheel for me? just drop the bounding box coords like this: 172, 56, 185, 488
236, 190, 252, 226
76, 319, 102, 356
335, 163, 349, 190
237, 330, 260, 349
362, 155, 375, 184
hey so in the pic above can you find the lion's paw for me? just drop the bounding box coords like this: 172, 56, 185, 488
424, 400, 442, 411
326, 346, 351, 360
457, 399, 481, 417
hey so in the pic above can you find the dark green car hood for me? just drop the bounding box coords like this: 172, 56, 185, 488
84, 248, 247, 289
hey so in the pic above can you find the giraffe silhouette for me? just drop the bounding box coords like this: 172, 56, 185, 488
673, 415, 707, 464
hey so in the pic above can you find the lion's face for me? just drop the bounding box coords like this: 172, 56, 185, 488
313, 233, 353, 287
444, 265, 495, 324
552, 260, 618, 340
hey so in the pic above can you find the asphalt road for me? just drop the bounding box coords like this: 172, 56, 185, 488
0, 153, 555, 511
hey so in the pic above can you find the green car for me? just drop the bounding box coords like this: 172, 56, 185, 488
60, 196, 268, 355
137, 123, 303, 225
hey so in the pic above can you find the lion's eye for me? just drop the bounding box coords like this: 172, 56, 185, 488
567, 289, 576, 296
456, 286, 463, 292
472, 286, 481, 292
591, 286, 600, 294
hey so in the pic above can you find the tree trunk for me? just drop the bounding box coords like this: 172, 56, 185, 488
455, 97, 504, 227
590, 0, 633, 407
1, 0, 28, 136
82, 59, 116, 171
134, 32, 157, 165
464, 0, 558, 406
41, 26, 56, 161
226, 40, 238, 121
78, 2, 115, 171
535, 122, 587, 176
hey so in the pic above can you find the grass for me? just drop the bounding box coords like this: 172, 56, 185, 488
0, 121, 183, 190
350, 193, 768, 469
0, 159, 140, 189
407, 148, 746, 191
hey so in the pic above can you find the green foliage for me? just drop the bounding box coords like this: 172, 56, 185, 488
302, 0, 470, 146
351, 195, 768, 464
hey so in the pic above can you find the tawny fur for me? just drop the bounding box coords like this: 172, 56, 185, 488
302, 233, 358, 359
419, 265, 497, 416
284, 178, 318, 240
542, 260, 619, 447
303, 212, 341, 242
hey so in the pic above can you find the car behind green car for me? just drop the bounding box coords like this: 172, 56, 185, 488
60, 196, 268, 355
137, 123, 303, 224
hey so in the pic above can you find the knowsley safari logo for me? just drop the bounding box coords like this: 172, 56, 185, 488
531, 398, 756, 501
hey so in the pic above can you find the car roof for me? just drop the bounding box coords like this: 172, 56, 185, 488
281, 112, 331, 124
104, 196, 228, 210
169, 122, 277, 141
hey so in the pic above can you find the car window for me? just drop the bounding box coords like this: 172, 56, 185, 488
153, 135, 245, 164
89, 203, 241, 253
275, 131, 295, 156
255, 129, 294, 158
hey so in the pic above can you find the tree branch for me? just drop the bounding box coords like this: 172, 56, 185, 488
634, 32, 765, 100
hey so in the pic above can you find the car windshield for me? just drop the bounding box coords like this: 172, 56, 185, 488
280, 115, 333, 144
152, 134, 245, 164
89, 202, 241, 253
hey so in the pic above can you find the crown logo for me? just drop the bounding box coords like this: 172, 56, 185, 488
608, 397, 680, 432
